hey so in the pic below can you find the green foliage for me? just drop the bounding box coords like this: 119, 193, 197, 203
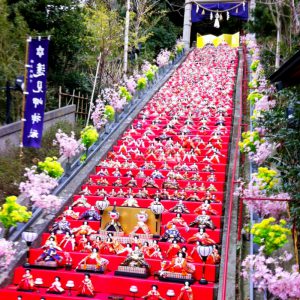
0, 196, 32, 229
80, 126, 98, 149
251, 218, 290, 255
250, 60, 260, 72
145, 70, 155, 82
247, 92, 263, 105
255, 167, 279, 191
246, 4, 276, 40
37, 157, 64, 179
119, 86, 132, 102
141, 16, 180, 59
137, 77, 147, 90
104, 105, 115, 122
239, 131, 262, 153
0, 0, 28, 123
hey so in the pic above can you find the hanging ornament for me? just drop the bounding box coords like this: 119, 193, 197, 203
214, 17, 220, 28
236, 7, 239, 13
243, 1, 246, 11
227, 11, 230, 20
210, 12, 213, 20
196, 5, 199, 13
214, 12, 220, 28
202, 9, 205, 15
219, 13, 223, 21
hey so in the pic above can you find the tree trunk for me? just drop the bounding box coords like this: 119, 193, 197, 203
290, 0, 300, 34
123, 0, 130, 75
275, 12, 281, 69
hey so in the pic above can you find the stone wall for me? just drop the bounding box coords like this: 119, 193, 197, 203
0, 105, 76, 153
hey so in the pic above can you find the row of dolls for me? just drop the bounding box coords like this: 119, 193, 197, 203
95, 165, 219, 181
17, 268, 194, 299
39, 230, 220, 267
97, 159, 220, 173
77, 185, 220, 202
87, 174, 221, 190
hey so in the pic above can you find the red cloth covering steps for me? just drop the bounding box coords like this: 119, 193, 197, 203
10, 268, 214, 299
0, 45, 238, 300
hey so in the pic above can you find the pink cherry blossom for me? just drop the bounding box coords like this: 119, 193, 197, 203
125, 76, 137, 94
91, 97, 107, 130
0, 239, 16, 270
53, 129, 85, 159
156, 49, 171, 67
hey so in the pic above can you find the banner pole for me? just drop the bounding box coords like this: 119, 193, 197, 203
19, 36, 31, 160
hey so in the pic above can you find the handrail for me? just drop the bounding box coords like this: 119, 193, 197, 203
221, 45, 245, 300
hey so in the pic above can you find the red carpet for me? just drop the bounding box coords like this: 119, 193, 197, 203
1, 45, 238, 299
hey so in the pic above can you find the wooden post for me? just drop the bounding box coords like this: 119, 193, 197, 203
86, 53, 101, 127
58, 86, 62, 108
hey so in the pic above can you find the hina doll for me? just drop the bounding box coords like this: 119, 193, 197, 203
194, 200, 218, 215
210, 245, 221, 264
81, 241, 93, 253
95, 188, 108, 197
131, 235, 142, 249
190, 241, 203, 263
42, 236, 61, 250
142, 285, 165, 300
79, 206, 101, 221
189, 211, 216, 230
72, 195, 91, 208
206, 172, 217, 182
50, 216, 71, 234
47, 276, 64, 294
117, 243, 133, 256
186, 192, 200, 202
166, 240, 181, 259
96, 178, 109, 186
61, 206, 79, 220
121, 195, 140, 207
163, 252, 194, 276
140, 241, 152, 257
125, 176, 138, 187
130, 210, 151, 235
59, 232, 76, 251
35, 243, 63, 266
166, 213, 189, 231
187, 227, 216, 245
79, 186, 92, 196
17, 269, 36, 291
71, 221, 97, 236
103, 204, 123, 232
77, 234, 89, 252
169, 200, 190, 214
142, 177, 159, 188
78, 274, 95, 297
160, 224, 185, 243
92, 236, 103, 250
76, 248, 109, 271
120, 247, 150, 269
